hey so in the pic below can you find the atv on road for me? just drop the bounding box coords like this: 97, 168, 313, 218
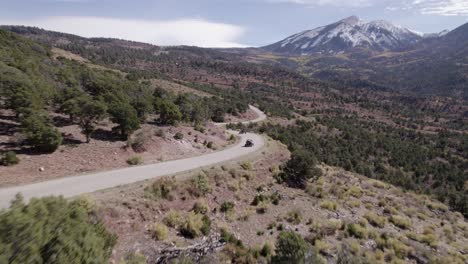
244, 139, 254, 147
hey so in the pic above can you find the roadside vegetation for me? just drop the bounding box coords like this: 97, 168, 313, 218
0, 195, 116, 263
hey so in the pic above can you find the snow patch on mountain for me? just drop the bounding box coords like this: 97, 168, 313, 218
263, 16, 425, 55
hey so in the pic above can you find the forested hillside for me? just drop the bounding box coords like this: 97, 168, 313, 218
233, 116, 468, 216
0, 28, 249, 154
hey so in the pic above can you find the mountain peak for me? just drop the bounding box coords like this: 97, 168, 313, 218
263, 16, 423, 55
340, 16, 362, 25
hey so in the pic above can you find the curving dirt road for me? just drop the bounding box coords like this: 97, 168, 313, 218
215, 105, 267, 126
0, 106, 266, 208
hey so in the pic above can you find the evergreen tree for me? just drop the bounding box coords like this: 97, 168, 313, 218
272, 231, 309, 264
108, 101, 140, 139
279, 150, 321, 189
158, 100, 182, 125
57, 88, 86, 122
21, 111, 62, 153
76, 97, 107, 143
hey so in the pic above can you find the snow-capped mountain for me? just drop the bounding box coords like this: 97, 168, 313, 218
263, 16, 423, 55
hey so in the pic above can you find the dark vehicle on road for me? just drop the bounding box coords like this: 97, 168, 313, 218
244, 139, 254, 147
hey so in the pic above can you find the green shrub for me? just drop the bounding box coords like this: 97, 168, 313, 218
192, 199, 209, 214
386, 238, 413, 259
320, 200, 337, 211
179, 212, 211, 238
315, 239, 329, 254
426, 201, 448, 212
164, 210, 182, 228
384, 206, 398, 215
1, 151, 19, 166
260, 242, 273, 258
220, 201, 235, 213
240, 161, 253, 170
0, 195, 116, 263
273, 231, 309, 264
194, 123, 205, 133
150, 223, 168, 241
127, 155, 143, 165
189, 172, 212, 197
286, 209, 302, 225
251, 194, 268, 206
174, 132, 184, 140
347, 186, 363, 198
407, 227, 438, 248
371, 180, 387, 189
270, 192, 281, 205
200, 215, 211, 236
323, 219, 343, 235
347, 223, 367, 239
146, 177, 175, 200
364, 212, 386, 228
346, 199, 361, 208
220, 228, 244, 247
389, 215, 412, 230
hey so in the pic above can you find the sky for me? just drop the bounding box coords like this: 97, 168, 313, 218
0, 0, 467, 47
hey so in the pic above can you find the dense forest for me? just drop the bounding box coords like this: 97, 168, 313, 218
230, 116, 468, 217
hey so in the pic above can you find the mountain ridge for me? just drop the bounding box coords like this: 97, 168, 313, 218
263, 16, 425, 55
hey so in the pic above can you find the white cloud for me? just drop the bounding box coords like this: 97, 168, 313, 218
265, 0, 373, 7
266, 0, 468, 15
0, 16, 247, 48
411, 0, 468, 16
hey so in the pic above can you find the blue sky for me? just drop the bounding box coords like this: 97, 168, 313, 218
0, 0, 467, 47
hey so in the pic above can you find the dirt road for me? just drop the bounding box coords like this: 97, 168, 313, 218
0, 107, 266, 208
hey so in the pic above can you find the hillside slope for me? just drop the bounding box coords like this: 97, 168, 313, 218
94, 138, 468, 263
0, 29, 250, 186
